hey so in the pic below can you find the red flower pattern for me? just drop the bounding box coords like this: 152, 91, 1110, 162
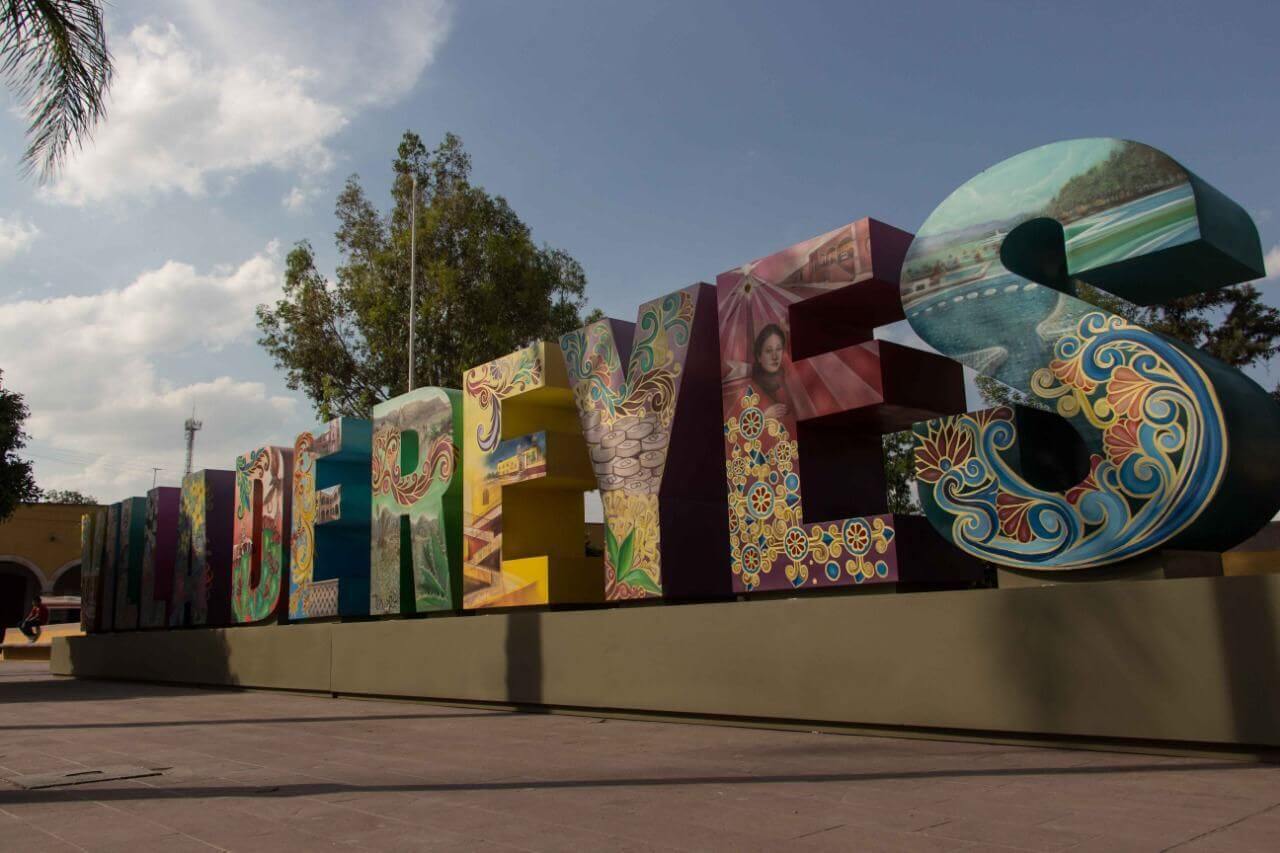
1104, 418, 1143, 465
1065, 454, 1105, 505
996, 492, 1037, 543
915, 421, 974, 484
1106, 367, 1152, 420
1050, 356, 1096, 392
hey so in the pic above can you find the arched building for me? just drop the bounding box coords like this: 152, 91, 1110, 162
0, 503, 98, 629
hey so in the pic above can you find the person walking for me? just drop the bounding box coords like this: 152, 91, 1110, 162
17, 595, 49, 644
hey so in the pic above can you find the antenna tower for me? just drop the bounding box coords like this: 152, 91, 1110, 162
183, 408, 203, 476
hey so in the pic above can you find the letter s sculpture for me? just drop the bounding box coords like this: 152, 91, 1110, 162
901, 139, 1280, 569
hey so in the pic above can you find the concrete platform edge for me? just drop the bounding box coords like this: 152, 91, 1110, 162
53, 575, 1280, 748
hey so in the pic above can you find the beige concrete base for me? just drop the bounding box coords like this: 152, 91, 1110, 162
55, 574, 1280, 748
1, 643, 50, 661
997, 549, 1225, 588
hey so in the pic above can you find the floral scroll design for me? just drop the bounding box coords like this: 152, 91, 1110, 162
371, 426, 456, 505
913, 312, 1227, 569
463, 345, 543, 453
560, 290, 695, 598
724, 388, 894, 591
290, 432, 317, 605
561, 290, 693, 422
232, 447, 287, 622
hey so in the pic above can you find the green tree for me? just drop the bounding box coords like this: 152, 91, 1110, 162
1, 0, 111, 180
41, 488, 96, 504
258, 132, 592, 420
882, 431, 920, 514
0, 370, 40, 522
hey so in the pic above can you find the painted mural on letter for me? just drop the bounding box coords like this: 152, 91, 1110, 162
717, 221, 907, 593
901, 138, 1280, 568
231, 446, 293, 623
79, 510, 105, 632
462, 342, 599, 608
723, 387, 895, 589
171, 469, 235, 627
370, 389, 461, 614
290, 418, 372, 620
560, 287, 695, 599
139, 487, 178, 628
463, 345, 545, 608
111, 497, 146, 630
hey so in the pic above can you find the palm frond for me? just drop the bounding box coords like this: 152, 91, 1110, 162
0, 0, 111, 182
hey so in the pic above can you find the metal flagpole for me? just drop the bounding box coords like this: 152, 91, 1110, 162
408, 171, 417, 392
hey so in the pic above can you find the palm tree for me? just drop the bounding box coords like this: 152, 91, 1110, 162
0, 0, 111, 182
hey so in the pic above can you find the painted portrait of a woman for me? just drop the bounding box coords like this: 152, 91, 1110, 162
750, 323, 790, 420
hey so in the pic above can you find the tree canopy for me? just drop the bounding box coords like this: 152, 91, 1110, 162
41, 488, 96, 504
258, 132, 592, 420
0, 369, 39, 522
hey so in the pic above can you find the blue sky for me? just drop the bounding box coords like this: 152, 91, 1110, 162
1, 0, 1278, 502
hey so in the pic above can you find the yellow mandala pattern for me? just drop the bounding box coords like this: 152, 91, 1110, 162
724, 388, 893, 591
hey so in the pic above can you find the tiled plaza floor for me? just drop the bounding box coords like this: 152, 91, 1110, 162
0, 662, 1277, 852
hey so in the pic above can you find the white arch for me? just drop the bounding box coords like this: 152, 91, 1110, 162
49, 559, 82, 593
0, 554, 45, 583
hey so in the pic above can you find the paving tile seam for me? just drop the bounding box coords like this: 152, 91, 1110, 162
23, 816, 92, 852
93, 797, 228, 851
1157, 800, 1280, 851
7, 668, 1280, 853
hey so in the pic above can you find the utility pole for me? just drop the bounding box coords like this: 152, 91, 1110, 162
151, 467, 162, 488
408, 170, 417, 392
183, 407, 203, 476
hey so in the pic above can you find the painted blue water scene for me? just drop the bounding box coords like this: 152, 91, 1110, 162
900, 139, 1198, 390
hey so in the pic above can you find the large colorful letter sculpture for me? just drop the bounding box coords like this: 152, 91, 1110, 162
561, 283, 731, 600
110, 497, 147, 630
290, 418, 372, 619
231, 447, 293, 623
171, 470, 235, 627
79, 509, 106, 632
139, 487, 179, 628
901, 139, 1280, 569
370, 389, 461, 614
463, 342, 602, 608
98, 504, 118, 630
718, 218, 971, 593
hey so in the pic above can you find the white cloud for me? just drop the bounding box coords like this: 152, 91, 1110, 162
45, 1, 452, 206
0, 216, 39, 262
282, 185, 314, 213
0, 245, 314, 501
1265, 244, 1280, 280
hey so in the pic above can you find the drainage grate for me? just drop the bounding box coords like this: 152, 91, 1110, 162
6, 765, 164, 790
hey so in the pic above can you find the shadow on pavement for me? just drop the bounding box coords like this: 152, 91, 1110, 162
0, 710, 510, 731
0, 669, 194, 705
0, 759, 1268, 805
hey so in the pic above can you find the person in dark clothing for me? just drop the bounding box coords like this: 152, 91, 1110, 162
17, 595, 48, 643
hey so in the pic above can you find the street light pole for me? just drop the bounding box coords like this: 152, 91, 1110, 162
408, 171, 417, 392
